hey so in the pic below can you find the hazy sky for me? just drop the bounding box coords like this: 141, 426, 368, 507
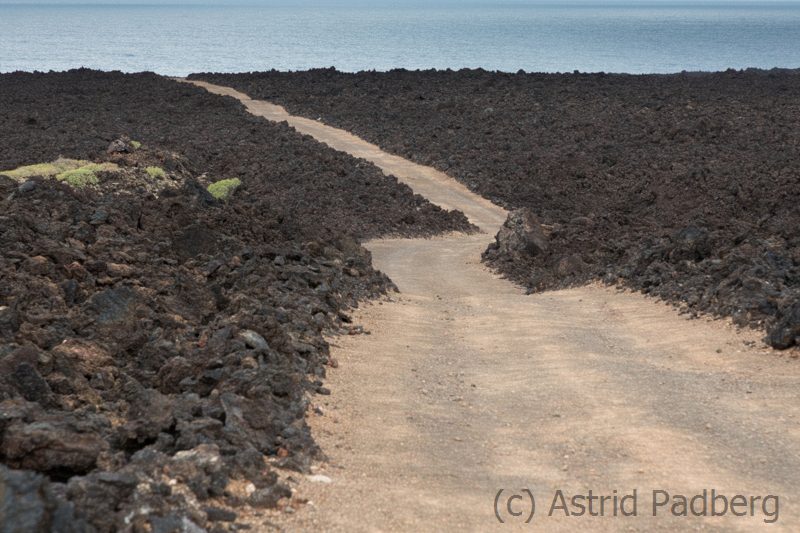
2, 0, 794, 3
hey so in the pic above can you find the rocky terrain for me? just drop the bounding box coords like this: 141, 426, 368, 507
192, 68, 800, 350
0, 70, 473, 531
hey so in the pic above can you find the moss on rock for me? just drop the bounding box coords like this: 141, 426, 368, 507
56, 167, 100, 188
145, 166, 166, 179
0, 158, 88, 180
207, 178, 241, 201
0, 158, 118, 188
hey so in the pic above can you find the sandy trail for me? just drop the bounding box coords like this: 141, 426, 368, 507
183, 79, 800, 531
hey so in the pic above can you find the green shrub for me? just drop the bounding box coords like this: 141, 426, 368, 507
56, 167, 100, 188
0, 159, 118, 188
145, 166, 166, 179
130, 140, 142, 150
0, 158, 88, 180
55, 162, 117, 188
0, 158, 119, 181
207, 178, 242, 201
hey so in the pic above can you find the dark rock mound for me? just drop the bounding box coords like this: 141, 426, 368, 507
768, 301, 800, 349
489, 208, 548, 259
0, 464, 90, 533
0, 69, 475, 530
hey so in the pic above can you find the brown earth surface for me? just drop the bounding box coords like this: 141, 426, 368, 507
187, 81, 800, 532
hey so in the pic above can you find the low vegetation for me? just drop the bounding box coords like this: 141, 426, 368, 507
0, 158, 118, 188
207, 177, 241, 200
0, 158, 88, 180
145, 166, 166, 179
56, 167, 101, 188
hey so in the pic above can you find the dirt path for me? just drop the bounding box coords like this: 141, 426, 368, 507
184, 79, 800, 531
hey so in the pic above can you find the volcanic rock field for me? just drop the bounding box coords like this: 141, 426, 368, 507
0, 69, 472, 531
2, 66, 800, 531
192, 68, 800, 350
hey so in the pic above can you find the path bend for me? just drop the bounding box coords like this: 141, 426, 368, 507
181, 79, 800, 532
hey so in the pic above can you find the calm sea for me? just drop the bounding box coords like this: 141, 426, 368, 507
1, 2, 800, 75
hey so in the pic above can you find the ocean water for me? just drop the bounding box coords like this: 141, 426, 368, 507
1, 2, 800, 75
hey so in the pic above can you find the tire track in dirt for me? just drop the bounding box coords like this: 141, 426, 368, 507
181, 79, 800, 532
